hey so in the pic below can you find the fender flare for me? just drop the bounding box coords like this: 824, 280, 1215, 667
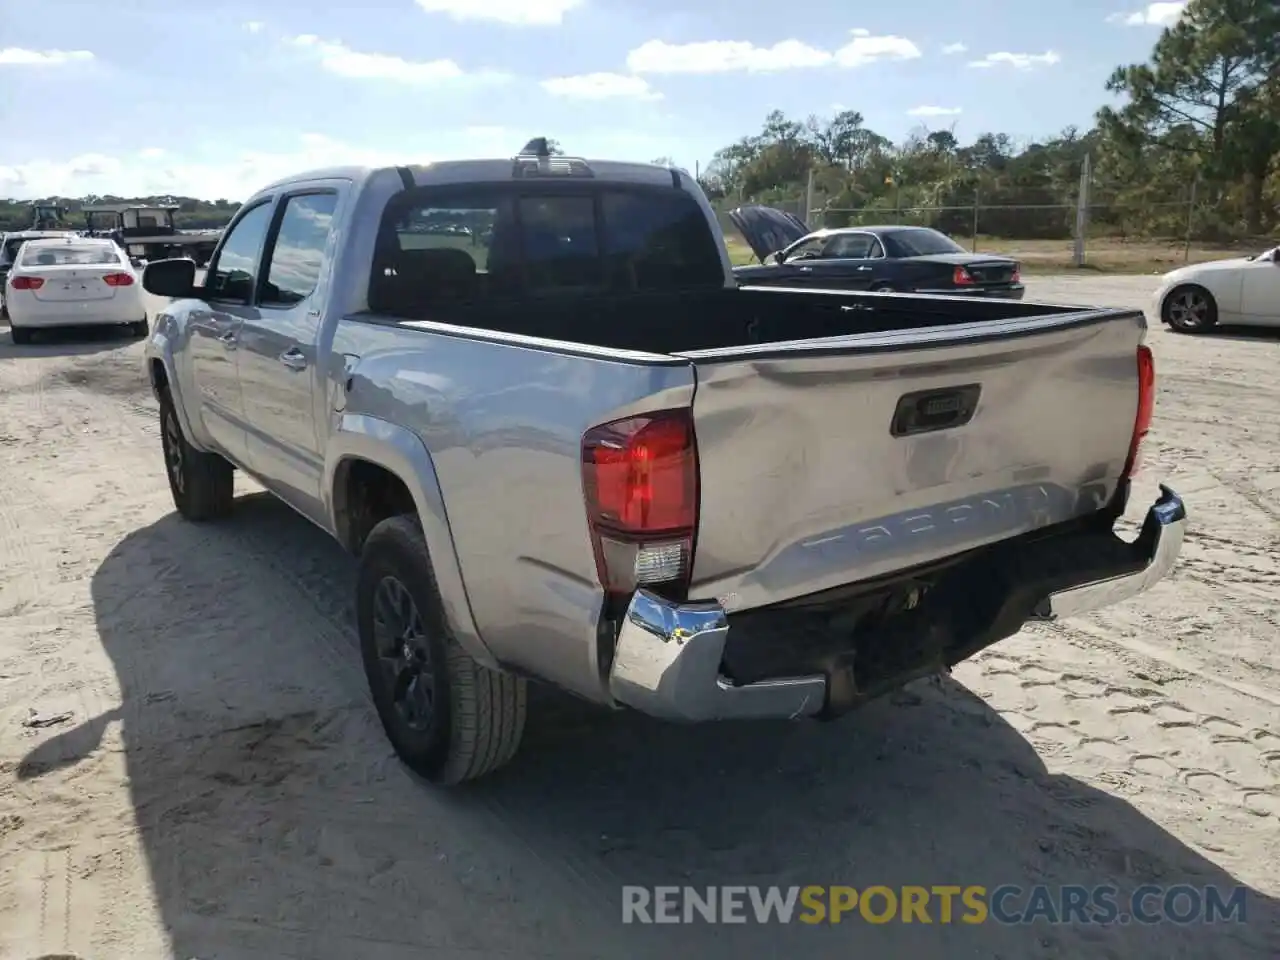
324, 414, 499, 671
144, 334, 210, 453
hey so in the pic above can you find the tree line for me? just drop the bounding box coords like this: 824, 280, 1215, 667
3, 0, 1276, 241
697, 0, 1278, 241
0, 195, 237, 233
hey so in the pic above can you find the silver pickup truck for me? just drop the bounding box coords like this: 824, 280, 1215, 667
142, 142, 1186, 786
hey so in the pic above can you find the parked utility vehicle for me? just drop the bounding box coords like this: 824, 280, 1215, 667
83, 203, 222, 266
142, 141, 1186, 785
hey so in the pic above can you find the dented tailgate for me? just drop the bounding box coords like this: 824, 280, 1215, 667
679, 308, 1147, 613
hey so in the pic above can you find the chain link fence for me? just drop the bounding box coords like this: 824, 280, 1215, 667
714, 177, 1268, 270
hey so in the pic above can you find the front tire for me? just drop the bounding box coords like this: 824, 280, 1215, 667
1162, 284, 1218, 333
357, 515, 527, 786
158, 388, 234, 521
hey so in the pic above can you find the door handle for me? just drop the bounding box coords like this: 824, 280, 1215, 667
279, 348, 308, 371
217, 330, 237, 348
856, 265, 872, 271
798, 266, 813, 272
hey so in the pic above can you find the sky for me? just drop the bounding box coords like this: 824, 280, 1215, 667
0, 0, 1188, 201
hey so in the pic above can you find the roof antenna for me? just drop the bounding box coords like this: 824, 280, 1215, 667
520, 137, 551, 158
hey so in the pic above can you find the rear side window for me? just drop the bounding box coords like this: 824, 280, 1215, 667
261, 192, 338, 306
2, 239, 26, 264
823, 234, 882, 259
207, 201, 274, 302
369, 185, 723, 315
20, 244, 121, 266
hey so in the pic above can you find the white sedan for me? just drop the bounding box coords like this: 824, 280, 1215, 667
1153, 245, 1280, 333
4, 236, 149, 345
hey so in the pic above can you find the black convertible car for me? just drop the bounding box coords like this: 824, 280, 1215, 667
729, 205, 1025, 299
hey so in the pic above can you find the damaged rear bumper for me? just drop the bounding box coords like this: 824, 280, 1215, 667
607, 484, 1187, 723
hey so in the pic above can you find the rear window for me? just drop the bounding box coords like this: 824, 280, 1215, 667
369, 184, 723, 314
20, 244, 121, 267
881, 229, 966, 257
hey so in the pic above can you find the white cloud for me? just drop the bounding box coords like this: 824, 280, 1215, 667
0, 134, 422, 201
286, 35, 507, 84
941, 42, 967, 54
414, 0, 583, 26
243, 20, 265, 33
0, 153, 124, 196
627, 38, 827, 73
138, 147, 167, 159
0, 48, 94, 66
0, 128, 700, 200
834, 31, 921, 67
968, 50, 1061, 70
627, 30, 920, 74
541, 72, 660, 100
907, 105, 962, 117
1107, 1, 1188, 25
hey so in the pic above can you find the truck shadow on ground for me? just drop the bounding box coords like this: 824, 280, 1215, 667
17, 492, 1280, 960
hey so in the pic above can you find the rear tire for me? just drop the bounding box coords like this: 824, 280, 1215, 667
159, 388, 234, 521
357, 515, 527, 786
1162, 284, 1218, 333
10, 325, 32, 345
129, 319, 150, 338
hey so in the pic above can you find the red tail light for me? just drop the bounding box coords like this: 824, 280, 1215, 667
102, 273, 134, 286
952, 266, 975, 286
1123, 345, 1155, 479
581, 409, 698, 602
10, 276, 43, 290
1011, 265, 1021, 284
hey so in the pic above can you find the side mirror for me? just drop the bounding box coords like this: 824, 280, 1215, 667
142, 258, 197, 299
129, 257, 145, 269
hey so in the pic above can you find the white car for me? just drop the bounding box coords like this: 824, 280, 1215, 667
0, 229, 77, 320
1153, 244, 1280, 333
4, 236, 148, 345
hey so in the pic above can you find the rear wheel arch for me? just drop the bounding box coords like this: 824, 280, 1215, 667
334, 456, 419, 554
326, 424, 499, 671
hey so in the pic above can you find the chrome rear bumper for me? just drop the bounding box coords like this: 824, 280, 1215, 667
1033, 484, 1186, 620
608, 485, 1187, 722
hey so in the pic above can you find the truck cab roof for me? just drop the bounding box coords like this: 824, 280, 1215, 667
252, 157, 688, 196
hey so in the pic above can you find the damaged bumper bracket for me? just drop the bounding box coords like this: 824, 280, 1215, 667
608, 485, 1187, 723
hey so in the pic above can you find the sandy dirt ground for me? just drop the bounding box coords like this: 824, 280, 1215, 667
0, 276, 1277, 959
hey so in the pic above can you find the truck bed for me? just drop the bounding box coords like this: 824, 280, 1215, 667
370, 283, 1085, 355
350, 285, 1145, 622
